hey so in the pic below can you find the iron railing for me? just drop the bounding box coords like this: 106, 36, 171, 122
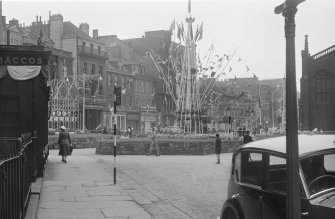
0, 133, 46, 219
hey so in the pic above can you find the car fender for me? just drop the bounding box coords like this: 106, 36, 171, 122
220, 198, 245, 219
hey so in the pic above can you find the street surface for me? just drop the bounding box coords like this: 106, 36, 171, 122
46, 148, 232, 219
96, 150, 232, 219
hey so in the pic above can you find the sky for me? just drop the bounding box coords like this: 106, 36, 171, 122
2, 0, 335, 86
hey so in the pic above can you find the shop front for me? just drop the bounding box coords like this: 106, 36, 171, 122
126, 112, 140, 134
83, 103, 105, 130
140, 112, 159, 134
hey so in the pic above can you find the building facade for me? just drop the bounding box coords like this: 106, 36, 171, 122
48, 14, 108, 130
300, 35, 335, 131
98, 34, 157, 133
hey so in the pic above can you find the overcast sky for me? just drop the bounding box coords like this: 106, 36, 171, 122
3, 0, 335, 85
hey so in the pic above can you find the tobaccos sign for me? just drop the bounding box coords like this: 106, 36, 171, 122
0, 51, 50, 65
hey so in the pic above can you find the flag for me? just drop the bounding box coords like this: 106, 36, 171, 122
238, 58, 242, 62
198, 22, 203, 40
218, 57, 223, 62
246, 65, 250, 72
122, 88, 126, 94
194, 25, 199, 41
229, 66, 232, 72
188, 0, 191, 13
181, 23, 185, 40
211, 71, 216, 77
224, 54, 230, 60
169, 18, 175, 32
190, 23, 193, 40
177, 24, 181, 41
253, 73, 257, 79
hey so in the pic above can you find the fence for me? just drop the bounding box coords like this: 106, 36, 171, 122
0, 133, 47, 219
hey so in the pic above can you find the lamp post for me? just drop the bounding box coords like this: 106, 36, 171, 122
275, 1, 305, 218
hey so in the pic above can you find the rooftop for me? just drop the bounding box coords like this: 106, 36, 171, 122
241, 134, 335, 157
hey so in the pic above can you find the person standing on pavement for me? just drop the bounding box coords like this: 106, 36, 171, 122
128, 126, 133, 138
243, 130, 253, 144
58, 126, 71, 163
215, 133, 222, 164
147, 127, 160, 156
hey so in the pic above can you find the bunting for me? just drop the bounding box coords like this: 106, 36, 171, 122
246, 65, 250, 72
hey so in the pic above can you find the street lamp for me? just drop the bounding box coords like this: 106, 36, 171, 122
275, 1, 305, 218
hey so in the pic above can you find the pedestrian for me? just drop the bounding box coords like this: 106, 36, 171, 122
215, 133, 222, 164
147, 128, 160, 156
128, 126, 133, 138
58, 126, 72, 163
243, 130, 253, 144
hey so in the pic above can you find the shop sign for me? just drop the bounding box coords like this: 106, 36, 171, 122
127, 114, 140, 121
85, 104, 104, 109
141, 115, 157, 122
0, 51, 50, 65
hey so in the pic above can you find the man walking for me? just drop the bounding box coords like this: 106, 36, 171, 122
148, 127, 160, 156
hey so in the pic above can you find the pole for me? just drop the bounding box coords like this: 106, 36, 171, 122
284, 5, 301, 218
113, 103, 117, 184
272, 91, 274, 128
82, 72, 85, 132
282, 76, 285, 130
275, 1, 304, 218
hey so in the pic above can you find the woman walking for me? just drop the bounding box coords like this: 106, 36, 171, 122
215, 133, 222, 164
58, 126, 71, 163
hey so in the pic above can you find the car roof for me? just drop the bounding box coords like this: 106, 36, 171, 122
240, 134, 335, 157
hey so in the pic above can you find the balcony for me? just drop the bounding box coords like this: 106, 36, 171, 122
77, 45, 108, 59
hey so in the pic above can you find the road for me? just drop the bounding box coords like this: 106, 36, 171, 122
94, 151, 232, 219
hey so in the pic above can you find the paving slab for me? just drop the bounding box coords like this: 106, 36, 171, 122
34, 149, 152, 219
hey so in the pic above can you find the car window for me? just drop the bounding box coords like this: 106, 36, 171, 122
232, 153, 241, 182
301, 153, 335, 195
267, 155, 286, 192
324, 154, 335, 171
241, 152, 263, 186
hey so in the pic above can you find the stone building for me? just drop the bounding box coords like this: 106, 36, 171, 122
48, 13, 108, 130
98, 34, 157, 133
123, 30, 176, 128
300, 35, 335, 131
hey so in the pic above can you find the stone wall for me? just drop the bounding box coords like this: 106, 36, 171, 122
95, 138, 242, 155
49, 135, 243, 155
48, 135, 102, 149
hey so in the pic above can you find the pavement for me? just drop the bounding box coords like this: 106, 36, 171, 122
26, 149, 153, 219
25, 149, 195, 219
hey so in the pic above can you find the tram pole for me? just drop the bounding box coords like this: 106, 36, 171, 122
275, 1, 305, 218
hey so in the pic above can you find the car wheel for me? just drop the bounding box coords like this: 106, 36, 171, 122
223, 208, 240, 219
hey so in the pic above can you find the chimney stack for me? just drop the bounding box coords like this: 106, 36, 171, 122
93, 29, 98, 38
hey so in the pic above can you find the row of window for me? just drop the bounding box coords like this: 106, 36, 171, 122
83, 62, 103, 75
107, 73, 154, 94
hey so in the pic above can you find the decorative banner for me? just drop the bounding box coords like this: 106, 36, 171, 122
7, 66, 41, 80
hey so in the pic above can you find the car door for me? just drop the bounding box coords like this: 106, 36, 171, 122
261, 153, 313, 219
237, 151, 264, 219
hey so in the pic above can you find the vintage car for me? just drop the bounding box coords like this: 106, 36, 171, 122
218, 134, 335, 219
